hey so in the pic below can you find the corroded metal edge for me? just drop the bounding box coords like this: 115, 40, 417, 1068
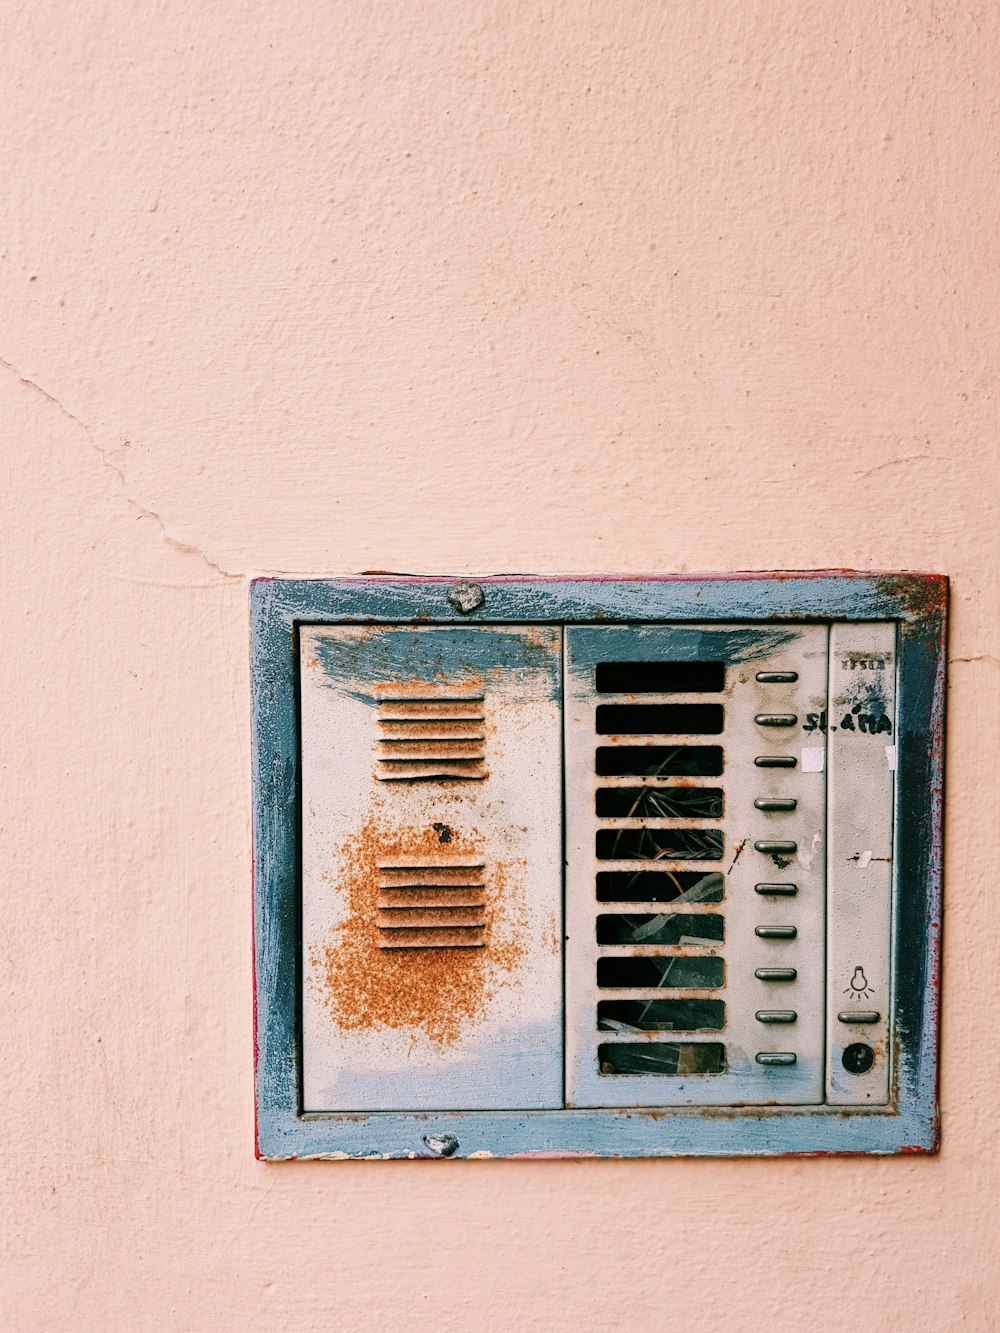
251, 572, 946, 1161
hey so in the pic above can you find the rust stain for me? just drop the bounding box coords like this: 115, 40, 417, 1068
874, 573, 947, 624
378, 906, 485, 929
544, 911, 561, 956
377, 740, 484, 757
380, 702, 484, 720
312, 817, 524, 1044
520, 624, 562, 653
378, 721, 485, 740
373, 679, 484, 699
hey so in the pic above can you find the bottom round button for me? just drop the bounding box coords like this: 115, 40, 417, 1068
842, 1042, 875, 1074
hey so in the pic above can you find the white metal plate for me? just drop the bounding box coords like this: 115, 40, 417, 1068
565, 624, 829, 1107
300, 625, 563, 1112
825, 623, 896, 1105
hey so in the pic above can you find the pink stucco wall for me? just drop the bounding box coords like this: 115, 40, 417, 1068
2, 2, 998, 1328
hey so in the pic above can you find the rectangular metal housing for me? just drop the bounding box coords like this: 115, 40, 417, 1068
251, 572, 945, 1160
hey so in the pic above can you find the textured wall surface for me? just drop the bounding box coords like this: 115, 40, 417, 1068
1, 2, 998, 1329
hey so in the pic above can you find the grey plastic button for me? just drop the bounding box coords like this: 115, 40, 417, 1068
755, 882, 798, 896
754, 840, 797, 854
755, 967, 797, 981
837, 1010, 881, 1025
755, 713, 798, 726
756, 1010, 797, 1024
755, 925, 797, 939
754, 797, 798, 811
756, 1052, 797, 1066
754, 755, 797, 768
842, 1043, 875, 1074
756, 672, 798, 683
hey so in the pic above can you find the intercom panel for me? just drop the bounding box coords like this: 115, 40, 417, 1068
252, 574, 944, 1159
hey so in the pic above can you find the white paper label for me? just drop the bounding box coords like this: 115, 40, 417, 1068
801, 746, 825, 773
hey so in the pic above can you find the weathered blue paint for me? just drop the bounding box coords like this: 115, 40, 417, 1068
563, 623, 806, 673
251, 572, 945, 1160
310, 623, 562, 704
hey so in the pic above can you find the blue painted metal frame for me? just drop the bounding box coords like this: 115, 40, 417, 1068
251, 572, 946, 1160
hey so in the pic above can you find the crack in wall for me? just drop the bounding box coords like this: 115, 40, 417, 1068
0, 354, 242, 583
854, 454, 950, 480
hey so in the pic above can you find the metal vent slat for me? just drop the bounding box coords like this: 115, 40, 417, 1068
375, 687, 487, 781
376, 858, 486, 951
594, 774, 725, 788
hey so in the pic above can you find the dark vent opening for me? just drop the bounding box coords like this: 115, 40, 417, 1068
596, 661, 725, 694
596, 828, 724, 861
597, 955, 725, 989
598, 998, 725, 1032
596, 704, 724, 735
596, 745, 724, 777
597, 913, 724, 946
598, 1042, 726, 1075
596, 870, 725, 904
596, 786, 723, 818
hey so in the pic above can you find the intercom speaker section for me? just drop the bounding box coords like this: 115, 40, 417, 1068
299, 625, 563, 1112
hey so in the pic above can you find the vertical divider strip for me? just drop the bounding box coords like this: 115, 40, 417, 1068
825, 622, 897, 1105
559, 624, 569, 1110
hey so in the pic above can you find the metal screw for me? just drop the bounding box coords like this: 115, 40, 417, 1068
447, 581, 485, 614
423, 1133, 459, 1158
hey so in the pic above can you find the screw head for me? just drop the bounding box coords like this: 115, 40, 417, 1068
447, 580, 485, 614
423, 1133, 459, 1158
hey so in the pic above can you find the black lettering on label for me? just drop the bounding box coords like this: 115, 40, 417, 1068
840, 657, 889, 671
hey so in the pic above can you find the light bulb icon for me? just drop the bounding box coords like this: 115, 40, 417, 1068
845, 966, 874, 999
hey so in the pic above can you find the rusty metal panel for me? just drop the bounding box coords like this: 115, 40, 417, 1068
300, 624, 563, 1111
825, 623, 896, 1104
565, 624, 829, 1107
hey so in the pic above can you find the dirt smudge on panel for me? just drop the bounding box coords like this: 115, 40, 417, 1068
544, 912, 561, 956
312, 817, 524, 1044
874, 573, 947, 623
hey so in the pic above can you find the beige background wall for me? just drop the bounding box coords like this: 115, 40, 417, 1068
2, 2, 998, 1329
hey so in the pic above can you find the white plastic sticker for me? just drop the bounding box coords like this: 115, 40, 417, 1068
801, 746, 825, 773
885, 745, 897, 770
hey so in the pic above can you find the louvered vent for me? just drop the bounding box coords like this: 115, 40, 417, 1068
375, 682, 486, 781
589, 660, 728, 1077
376, 856, 486, 949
